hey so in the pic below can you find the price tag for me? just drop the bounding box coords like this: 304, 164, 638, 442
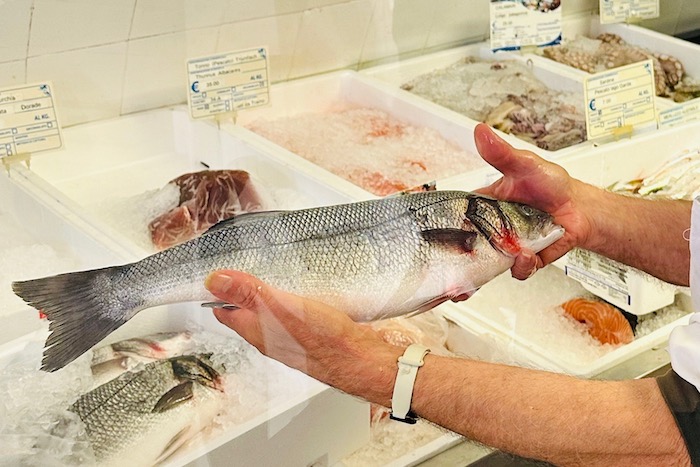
490, 0, 562, 52
0, 82, 62, 159
599, 0, 660, 24
187, 47, 270, 120
583, 60, 656, 140
658, 100, 700, 129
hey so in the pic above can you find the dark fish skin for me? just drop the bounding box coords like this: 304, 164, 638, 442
70, 354, 224, 466
12, 191, 563, 372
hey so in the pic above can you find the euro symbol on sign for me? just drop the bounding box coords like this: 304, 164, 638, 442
589, 99, 596, 111
191, 81, 200, 93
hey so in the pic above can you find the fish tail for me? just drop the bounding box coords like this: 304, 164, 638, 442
12, 265, 137, 372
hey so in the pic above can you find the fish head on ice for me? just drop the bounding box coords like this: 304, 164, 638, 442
171, 354, 225, 393
466, 195, 564, 256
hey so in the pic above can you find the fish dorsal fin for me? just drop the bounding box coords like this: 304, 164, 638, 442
204, 210, 288, 234
152, 381, 194, 413
420, 229, 477, 254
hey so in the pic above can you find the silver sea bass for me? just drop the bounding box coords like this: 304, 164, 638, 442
70, 354, 224, 467
13, 191, 564, 371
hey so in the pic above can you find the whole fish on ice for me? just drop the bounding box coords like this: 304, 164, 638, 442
13, 191, 564, 371
69, 354, 224, 467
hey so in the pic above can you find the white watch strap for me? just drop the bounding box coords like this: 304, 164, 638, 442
390, 344, 430, 423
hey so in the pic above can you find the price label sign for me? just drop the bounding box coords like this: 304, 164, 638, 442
187, 47, 270, 119
584, 60, 656, 140
490, 0, 562, 52
599, 0, 660, 24
0, 82, 62, 158
658, 100, 700, 129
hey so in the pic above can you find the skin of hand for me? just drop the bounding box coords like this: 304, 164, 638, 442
473, 123, 596, 279
206, 269, 691, 466
473, 123, 691, 286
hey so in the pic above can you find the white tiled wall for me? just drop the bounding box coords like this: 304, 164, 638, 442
0, 0, 696, 128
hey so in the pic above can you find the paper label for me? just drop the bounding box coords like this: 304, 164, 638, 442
489, 0, 562, 52
658, 99, 700, 129
583, 60, 656, 140
187, 47, 270, 119
0, 82, 62, 158
599, 0, 660, 24
565, 249, 631, 305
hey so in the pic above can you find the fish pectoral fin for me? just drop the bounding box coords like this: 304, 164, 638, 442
420, 229, 477, 254
153, 381, 194, 413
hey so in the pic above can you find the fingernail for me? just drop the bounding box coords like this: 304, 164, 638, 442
205, 271, 234, 294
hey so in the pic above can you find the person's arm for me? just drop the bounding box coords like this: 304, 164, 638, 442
205, 270, 691, 466
473, 124, 691, 286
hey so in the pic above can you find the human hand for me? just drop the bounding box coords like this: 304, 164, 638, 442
204, 270, 401, 398
473, 124, 595, 279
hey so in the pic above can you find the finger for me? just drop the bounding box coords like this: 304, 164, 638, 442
205, 270, 303, 316
510, 249, 542, 280
473, 123, 540, 177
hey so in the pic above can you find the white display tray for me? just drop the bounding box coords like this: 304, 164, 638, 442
223, 69, 500, 197
442, 267, 692, 378
1, 107, 371, 466
359, 43, 596, 159
23, 106, 357, 257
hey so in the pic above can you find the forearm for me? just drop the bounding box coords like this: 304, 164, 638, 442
332, 346, 690, 466
574, 181, 691, 286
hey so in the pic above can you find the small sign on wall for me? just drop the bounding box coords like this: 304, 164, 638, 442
186, 47, 270, 120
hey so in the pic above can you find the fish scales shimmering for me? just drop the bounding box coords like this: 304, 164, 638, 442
13, 191, 564, 372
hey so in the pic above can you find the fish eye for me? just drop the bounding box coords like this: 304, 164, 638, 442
519, 205, 537, 216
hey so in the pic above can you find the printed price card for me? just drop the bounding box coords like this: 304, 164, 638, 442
658, 100, 700, 129
0, 82, 62, 158
187, 47, 270, 120
599, 0, 660, 24
583, 60, 656, 140
490, 0, 562, 52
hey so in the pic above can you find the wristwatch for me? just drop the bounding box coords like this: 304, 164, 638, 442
390, 343, 431, 424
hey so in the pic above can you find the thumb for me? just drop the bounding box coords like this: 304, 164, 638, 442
205, 270, 281, 312
473, 123, 535, 177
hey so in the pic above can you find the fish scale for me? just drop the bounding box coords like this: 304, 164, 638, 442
13, 190, 564, 372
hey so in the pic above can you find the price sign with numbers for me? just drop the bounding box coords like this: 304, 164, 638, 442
599, 0, 659, 24
187, 47, 270, 120
490, 0, 562, 52
0, 82, 62, 159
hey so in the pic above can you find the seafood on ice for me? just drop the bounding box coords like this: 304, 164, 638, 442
246, 107, 483, 196
13, 191, 564, 372
149, 170, 266, 250
400, 57, 587, 151
560, 298, 635, 346
543, 33, 697, 102
70, 354, 225, 467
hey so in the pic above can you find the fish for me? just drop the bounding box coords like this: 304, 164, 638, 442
560, 298, 635, 345
70, 354, 225, 467
90, 332, 194, 387
13, 191, 564, 372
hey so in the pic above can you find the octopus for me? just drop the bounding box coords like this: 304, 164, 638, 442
401, 57, 587, 151
560, 298, 635, 346
148, 170, 265, 250
543, 33, 691, 101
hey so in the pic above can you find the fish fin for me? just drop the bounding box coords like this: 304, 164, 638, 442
153, 381, 195, 413
204, 210, 287, 233
420, 229, 477, 253
154, 426, 194, 464
12, 266, 132, 372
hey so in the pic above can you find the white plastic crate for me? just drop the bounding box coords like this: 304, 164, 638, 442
359, 42, 596, 159
442, 266, 692, 378
222, 69, 501, 197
